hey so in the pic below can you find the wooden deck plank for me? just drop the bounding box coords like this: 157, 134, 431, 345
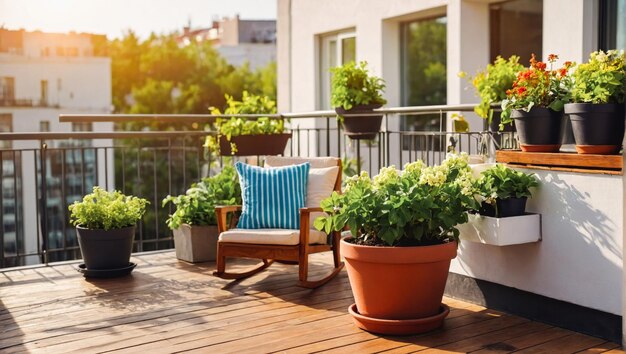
0, 251, 621, 354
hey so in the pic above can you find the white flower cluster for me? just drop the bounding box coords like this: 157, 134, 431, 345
373, 165, 400, 188
344, 170, 370, 192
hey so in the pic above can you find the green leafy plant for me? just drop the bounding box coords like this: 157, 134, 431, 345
162, 164, 242, 230
479, 164, 539, 203
315, 153, 481, 247
461, 55, 524, 124
570, 50, 625, 104
501, 54, 574, 125
205, 91, 284, 155
330, 61, 387, 119
69, 187, 149, 230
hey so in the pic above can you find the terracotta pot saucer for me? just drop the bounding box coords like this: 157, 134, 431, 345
348, 303, 450, 335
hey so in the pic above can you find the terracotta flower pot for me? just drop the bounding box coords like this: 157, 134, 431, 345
341, 238, 457, 334
335, 104, 383, 140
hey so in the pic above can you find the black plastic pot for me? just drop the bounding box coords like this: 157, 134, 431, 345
335, 104, 383, 140
512, 107, 565, 152
218, 133, 291, 156
479, 197, 527, 218
496, 197, 528, 217
76, 225, 135, 270
564, 103, 625, 154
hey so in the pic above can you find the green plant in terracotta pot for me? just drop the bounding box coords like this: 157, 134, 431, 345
461, 55, 524, 131
69, 187, 148, 276
315, 153, 480, 335
206, 91, 289, 156
478, 164, 539, 218
331, 61, 387, 139
501, 54, 573, 152
162, 164, 241, 263
564, 50, 626, 154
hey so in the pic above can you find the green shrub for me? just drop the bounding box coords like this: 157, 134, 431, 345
205, 91, 283, 155
570, 50, 625, 104
69, 187, 149, 230
162, 164, 241, 230
479, 164, 538, 201
330, 61, 387, 111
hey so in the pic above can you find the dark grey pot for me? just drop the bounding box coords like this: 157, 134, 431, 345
564, 103, 625, 154
335, 104, 383, 140
512, 107, 565, 152
76, 225, 135, 270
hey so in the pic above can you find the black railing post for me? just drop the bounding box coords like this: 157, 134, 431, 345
39, 140, 49, 265
326, 117, 330, 156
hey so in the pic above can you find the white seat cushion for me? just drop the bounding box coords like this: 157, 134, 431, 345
218, 228, 328, 245
265, 156, 339, 169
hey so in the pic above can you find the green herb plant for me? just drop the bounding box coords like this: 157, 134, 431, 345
315, 153, 480, 247
330, 61, 387, 124
570, 50, 625, 104
460, 55, 524, 125
162, 164, 242, 230
205, 91, 284, 155
479, 164, 538, 205
69, 187, 149, 230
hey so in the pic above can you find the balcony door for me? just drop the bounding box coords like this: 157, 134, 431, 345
319, 31, 356, 109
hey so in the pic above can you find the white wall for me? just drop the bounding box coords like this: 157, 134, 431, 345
453, 169, 623, 316
216, 43, 277, 70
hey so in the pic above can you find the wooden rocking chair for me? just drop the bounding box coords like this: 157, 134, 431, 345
213, 157, 344, 288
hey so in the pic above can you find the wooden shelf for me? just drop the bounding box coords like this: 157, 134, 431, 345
496, 150, 623, 175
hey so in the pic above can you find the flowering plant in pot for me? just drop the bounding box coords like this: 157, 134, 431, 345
501, 54, 573, 152
478, 164, 538, 218
205, 91, 289, 156
162, 164, 241, 263
331, 61, 387, 139
565, 50, 625, 154
69, 187, 148, 276
461, 55, 524, 131
315, 153, 480, 335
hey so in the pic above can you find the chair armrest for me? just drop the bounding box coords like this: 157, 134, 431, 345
299, 207, 323, 215
299, 207, 326, 246
215, 205, 242, 233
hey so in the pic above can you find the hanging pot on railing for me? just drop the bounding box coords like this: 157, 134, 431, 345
335, 104, 383, 140
218, 133, 292, 156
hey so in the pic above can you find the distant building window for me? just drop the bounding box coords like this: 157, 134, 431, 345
599, 0, 626, 50
42, 47, 50, 57
0, 77, 15, 104
490, 0, 543, 63
400, 16, 447, 133
40, 80, 49, 106
72, 122, 93, 132
66, 47, 79, 57
56, 47, 65, 56
40, 120, 50, 132
0, 114, 12, 148
318, 31, 356, 109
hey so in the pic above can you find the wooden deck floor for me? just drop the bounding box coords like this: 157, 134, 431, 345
0, 251, 623, 354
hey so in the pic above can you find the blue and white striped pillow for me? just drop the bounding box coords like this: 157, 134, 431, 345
235, 162, 310, 230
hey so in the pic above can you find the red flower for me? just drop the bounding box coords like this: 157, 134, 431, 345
558, 68, 567, 77
517, 87, 527, 95
548, 54, 558, 62
536, 62, 547, 71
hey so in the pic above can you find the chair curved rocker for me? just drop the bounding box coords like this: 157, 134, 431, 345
212, 157, 344, 289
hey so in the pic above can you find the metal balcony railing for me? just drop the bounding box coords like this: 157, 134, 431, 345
0, 104, 516, 269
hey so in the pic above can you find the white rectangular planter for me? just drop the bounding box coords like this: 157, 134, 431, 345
458, 213, 542, 246
173, 224, 218, 263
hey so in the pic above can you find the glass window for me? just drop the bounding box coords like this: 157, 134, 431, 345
40, 80, 48, 106
319, 31, 356, 109
599, 0, 626, 50
490, 0, 543, 64
0, 77, 15, 103
401, 16, 447, 132
40, 120, 50, 132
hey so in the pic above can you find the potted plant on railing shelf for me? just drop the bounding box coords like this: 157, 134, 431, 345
315, 153, 480, 335
69, 187, 148, 277
162, 164, 241, 263
478, 164, 539, 218
564, 50, 626, 154
206, 91, 290, 156
331, 61, 387, 140
501, 54, 573, 152
461, 55, 524, 132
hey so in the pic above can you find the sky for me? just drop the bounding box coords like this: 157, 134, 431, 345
0, 0, 277, 39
